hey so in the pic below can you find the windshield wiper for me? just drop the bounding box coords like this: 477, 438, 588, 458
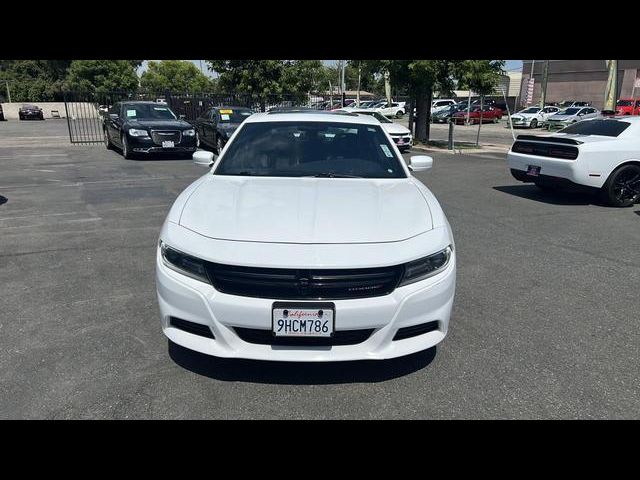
308, 173, 363, 178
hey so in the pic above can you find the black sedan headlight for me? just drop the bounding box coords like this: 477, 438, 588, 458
160, 241, 210, 283
399, 245, 453, 286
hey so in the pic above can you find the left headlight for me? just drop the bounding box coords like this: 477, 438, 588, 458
159, 241, 210, 284
399, 245, 453, 286
128, 128, 149, 137
182, 129, 196, 137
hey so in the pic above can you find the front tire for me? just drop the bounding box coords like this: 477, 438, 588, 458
600, 164, 640, 207
104, 128, 113, 150
530, 119, 538, 128
396, 111, 404, 118
121, 134, 134, 159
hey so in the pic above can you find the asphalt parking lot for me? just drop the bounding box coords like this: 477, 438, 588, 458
1, 120, 639, 419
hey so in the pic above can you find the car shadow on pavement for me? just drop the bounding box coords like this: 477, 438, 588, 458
167, 340, 437, 384
635, 211, 640, 216
493, 185, 600, 206
0, 195, 7, 206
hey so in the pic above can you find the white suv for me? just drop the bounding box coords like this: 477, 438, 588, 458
156, 111, 456, 361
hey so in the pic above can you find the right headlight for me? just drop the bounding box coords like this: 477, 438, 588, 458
128, 128, 149, 137
159, 241, 210, 284
399, 245, 453, 286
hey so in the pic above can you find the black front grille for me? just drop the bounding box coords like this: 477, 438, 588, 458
205, 263, 404, 300
393, 321, 439, 341
234, 327, 374, 346
151, 130, 181, 145
169, 317, 215, 339
512, 140, 579, 160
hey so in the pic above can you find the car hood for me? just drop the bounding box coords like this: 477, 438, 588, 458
179, 176, 433, 244
382, 123, 410, 135
125, 119, 192, 129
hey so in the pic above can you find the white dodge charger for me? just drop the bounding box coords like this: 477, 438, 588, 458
156, 111, 456, 361
508, 116, 640, 207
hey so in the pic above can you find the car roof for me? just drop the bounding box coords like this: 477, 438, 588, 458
246, 111, 379, 125
120, 101, 162, 105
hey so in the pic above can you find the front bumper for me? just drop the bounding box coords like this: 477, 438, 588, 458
156, 247, 456, 362
127, 132, 198, 153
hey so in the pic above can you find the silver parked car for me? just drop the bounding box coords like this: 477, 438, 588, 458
545, 106, 600, 130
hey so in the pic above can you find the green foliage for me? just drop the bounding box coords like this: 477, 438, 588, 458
454, 60, 505, 96
206, 60, 327, 103
0, 60, 71, 101
64, 60, 139, 94
140, 60, 216, 93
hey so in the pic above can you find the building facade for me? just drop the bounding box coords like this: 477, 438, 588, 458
521, 60, 640, 110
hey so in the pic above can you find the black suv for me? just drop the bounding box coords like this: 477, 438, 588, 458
192, 106, 253, 153
103, 101, 198, 159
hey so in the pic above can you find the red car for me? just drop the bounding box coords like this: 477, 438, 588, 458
452, 105, 503, 124
615, 98, 640, 116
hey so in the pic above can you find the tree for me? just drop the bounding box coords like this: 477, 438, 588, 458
64, 60, 139, 95
367, 60, 457, 142
453, 60, 505, 145
0, 60, 72, 102
206, 60, 327, 110
140, 60, 216, 93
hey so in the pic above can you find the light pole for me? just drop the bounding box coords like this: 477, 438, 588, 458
604, 60, 618, 111
539, 60, 549, 108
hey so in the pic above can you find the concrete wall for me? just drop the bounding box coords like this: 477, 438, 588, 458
1, 102, 100, 120
520, 60, 640, 109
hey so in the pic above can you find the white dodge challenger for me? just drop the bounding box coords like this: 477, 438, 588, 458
156, 111, 456, 361
507, 116, 640, 207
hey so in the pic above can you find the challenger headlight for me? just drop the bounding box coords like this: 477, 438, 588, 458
159, 241, 210, 283
183, 129, 196, 137
128, 128, 149, 137
399, 245, 453, 286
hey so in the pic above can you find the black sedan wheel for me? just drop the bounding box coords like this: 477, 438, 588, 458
601, 164, 640, 207
121, 134, 134, 160
104, 129, 113, 150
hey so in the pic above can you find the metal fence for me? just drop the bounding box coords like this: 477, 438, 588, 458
62, 90, 396, 144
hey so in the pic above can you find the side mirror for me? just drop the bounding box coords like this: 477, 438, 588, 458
408, 155, 433, 172
193, 150, 216, 167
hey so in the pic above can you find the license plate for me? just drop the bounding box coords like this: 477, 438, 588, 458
162, 140, 175, 148
272, 302, 334, 338
527, 165, 541, 176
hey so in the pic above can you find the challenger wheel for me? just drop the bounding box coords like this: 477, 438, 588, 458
601, 164, 640, 207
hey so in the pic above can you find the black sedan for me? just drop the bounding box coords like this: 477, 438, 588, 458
103, 101, 198, 159
193, 106, 253, 153
19, 104, 44, 120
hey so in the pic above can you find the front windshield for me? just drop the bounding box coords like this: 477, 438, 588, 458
617, 100, 633, 107
124, 104, 177, 120
559, 108, 581, 115
214, 121, 406, 179
357, 111, 393, 123
559, 101, 574, 107
218, 109, 253, 123
521, 107, 541, 113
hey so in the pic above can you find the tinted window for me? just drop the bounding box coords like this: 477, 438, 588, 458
617, 100, 633, 107
122, 104, 176, 120
217, 109, 253, 123
563, 108, 581, 115
559, 119, 630, 137
215, 121, 406, 179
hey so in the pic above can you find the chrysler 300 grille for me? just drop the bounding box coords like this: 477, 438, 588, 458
204, 263, 404, 300
150, 130, 181, 145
